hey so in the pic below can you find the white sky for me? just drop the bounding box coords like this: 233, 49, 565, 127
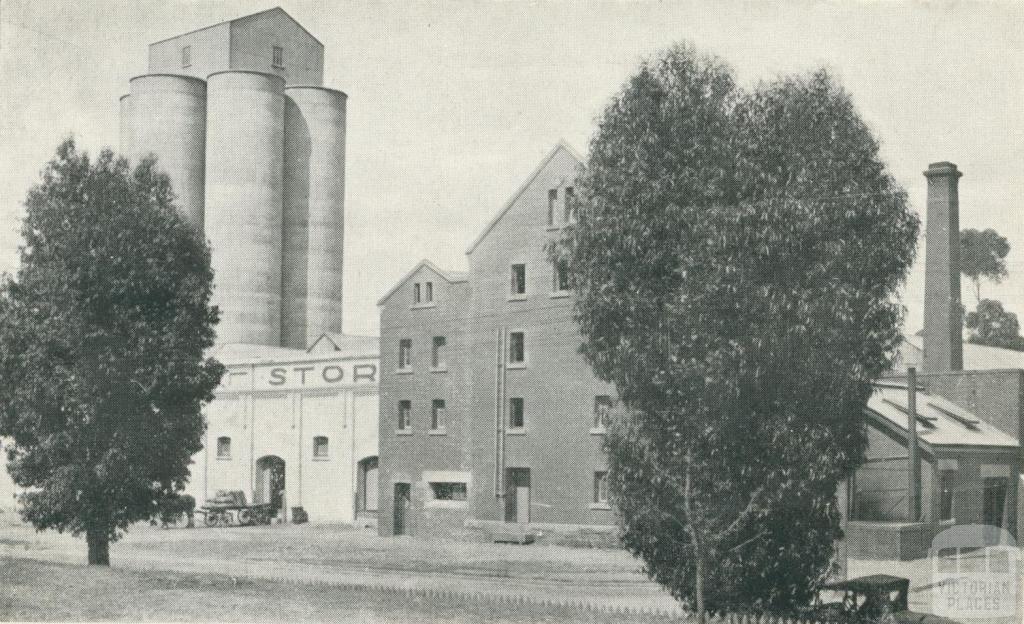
1, 0, 1022, 337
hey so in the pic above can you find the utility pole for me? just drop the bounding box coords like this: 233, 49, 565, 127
907, 367, 921, 522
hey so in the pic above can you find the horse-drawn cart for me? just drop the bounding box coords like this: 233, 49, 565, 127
198, 490, 274, 527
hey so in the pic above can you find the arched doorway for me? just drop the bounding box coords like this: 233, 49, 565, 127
255, 455, 285, 516
357, 456, 379, 517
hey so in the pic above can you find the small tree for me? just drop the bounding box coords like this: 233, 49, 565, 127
960, 228, 1009, 303
0, 139, 224, 565
966, 299, 1024, 351
558, 44, 919, 615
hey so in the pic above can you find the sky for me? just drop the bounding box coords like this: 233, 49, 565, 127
1, 0, 1022, 337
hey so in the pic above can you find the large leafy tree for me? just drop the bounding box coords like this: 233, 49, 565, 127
0, 139, 224, 565
966, 299, 1024, 351
960, 228, 1009, 303
557, 44, 919, 615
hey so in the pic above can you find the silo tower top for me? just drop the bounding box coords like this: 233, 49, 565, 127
147, 7, 324, 86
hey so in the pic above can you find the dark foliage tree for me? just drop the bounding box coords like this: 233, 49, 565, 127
960, 228, 1009, 303
966, 299, 1024, 351
556, 44, 919, 615
0, 139, 224, 565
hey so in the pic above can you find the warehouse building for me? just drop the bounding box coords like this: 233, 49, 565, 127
378, 143, 618, 541
116, 8, 379, 524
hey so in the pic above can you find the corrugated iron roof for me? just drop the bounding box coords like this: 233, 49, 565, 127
867, 384, 1018, 448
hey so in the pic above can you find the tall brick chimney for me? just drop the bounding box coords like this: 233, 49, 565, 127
922, 162, 963, 372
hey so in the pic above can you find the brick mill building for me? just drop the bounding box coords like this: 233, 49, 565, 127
377, 143, 618, 539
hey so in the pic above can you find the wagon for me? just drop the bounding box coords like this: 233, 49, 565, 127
807, 575, 962, 624
198, 490, 274, 527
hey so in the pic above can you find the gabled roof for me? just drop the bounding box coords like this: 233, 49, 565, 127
307, 333, 380, 356
150, 7, 323, 47
866, 383, 1018, 449
464, 140, 585, 255
376, 259, 468, 306
900, 335, 1024, 371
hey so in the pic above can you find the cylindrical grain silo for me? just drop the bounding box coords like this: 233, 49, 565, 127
118, 94, 133, 156
205, 71, 286, 346
127, 74, 206, 230
282, 86, 347, 349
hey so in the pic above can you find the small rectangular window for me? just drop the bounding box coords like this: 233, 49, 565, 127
509, 397, 525, 429
217, 436, 231, 458
594, 471, 609, 504
594, 395, 613, 429
398, 400, 411, 430
564, 187, 576, 223
508, 332, 525, 364
547, 189, 558, 225
511, 264, 526, 295
313, 436, 329, 458
429, 482, 467, 501
273, 45, 284, 68
940, 470, 955, 521
553, 259, 570, 292
431, 399, 446, 430
398, 339, 412, 370
182, 46, 192, 68
413, 283, 421, 304
432, 336, 446, 369
425, 281, 433, 302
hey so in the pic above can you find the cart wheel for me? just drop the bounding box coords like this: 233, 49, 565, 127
204, 511, 219, 527
237, 508, 253, 526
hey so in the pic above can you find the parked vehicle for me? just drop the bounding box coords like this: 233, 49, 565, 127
807, 575, 961, 624
197, 490, 273, 527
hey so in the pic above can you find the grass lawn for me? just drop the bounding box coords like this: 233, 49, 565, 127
0, 557, 665, 623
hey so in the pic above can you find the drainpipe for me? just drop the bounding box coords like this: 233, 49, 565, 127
908, 367, 921, 522
494, 327, 506, 498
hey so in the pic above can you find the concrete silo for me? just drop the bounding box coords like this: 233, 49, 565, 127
118, 94, 133, 156
125, 74, 207, 230
281, 86, 347, 349
205, 70, 286, 346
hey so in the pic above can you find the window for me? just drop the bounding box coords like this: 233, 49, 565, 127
940, 470, 955, 521
181, 46, 192, 68
398, 339, 412, 370
216, 436, 231, 459
313, 436, 329, 458
431, 399, 446, 430
547, 189, 558, 225
553, 258, 570, 293
594, 471, 609, 504
509, 397, 525, 430
510, 264, 526, 296
508, 332, 525, 364
564, 187, 576, 223
593, 395, 613, 430
398, 400, 411, 431
431, 336, 446, 369
429, 482, 467, 501
273, 45, 284, 68
425, 281, 433, 303
413, 283, 421, 304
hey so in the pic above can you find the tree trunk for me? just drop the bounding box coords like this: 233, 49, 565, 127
86, 529, 110, 566
695, 547, 706, 624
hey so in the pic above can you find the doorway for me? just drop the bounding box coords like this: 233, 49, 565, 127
358, 456, 379, 515
255, 455, 286, 515
393, 483, 411, 535
983, 477, 1009, 528
504, 468, 531, 524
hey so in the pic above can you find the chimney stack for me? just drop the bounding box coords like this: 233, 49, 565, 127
922, 162, 963, 373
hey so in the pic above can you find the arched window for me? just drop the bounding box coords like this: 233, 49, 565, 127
313, 436, 329, 458
216, 436, 231, 459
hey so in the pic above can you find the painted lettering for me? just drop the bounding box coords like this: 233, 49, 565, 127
268, 368, 287, 386
322, 365, 344, 383
353, 363, 377, 383
294, 365, 315, 384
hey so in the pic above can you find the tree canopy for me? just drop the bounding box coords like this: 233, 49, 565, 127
0, 139, 224, 565
556, 43, 919, 614
966, 298, 1024, 351
960, 228, 1009, 303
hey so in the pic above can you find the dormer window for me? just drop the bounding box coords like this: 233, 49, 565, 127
425, 281, 433, 303
413, 283, 421, 304
547, 189, 558, 225
273, 45, 284, 68
564, 187, 576, 223
181, 46, 192, 68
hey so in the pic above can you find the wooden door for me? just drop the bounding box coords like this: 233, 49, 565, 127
393, 483, 410, 535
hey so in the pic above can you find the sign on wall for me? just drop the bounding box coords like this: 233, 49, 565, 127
218, 359, 379, 392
